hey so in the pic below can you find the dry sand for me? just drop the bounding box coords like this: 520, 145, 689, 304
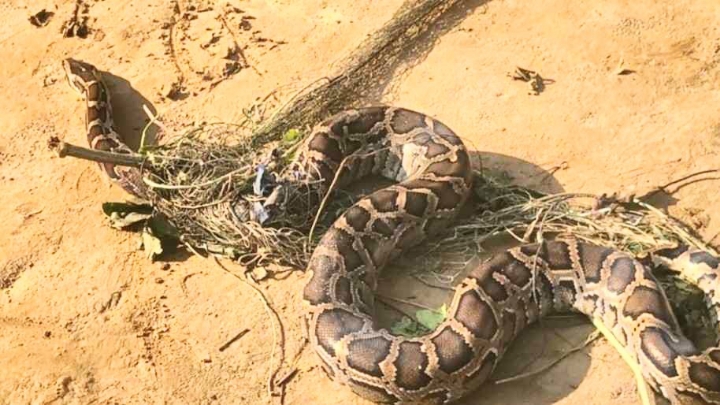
1, 0, 719, 404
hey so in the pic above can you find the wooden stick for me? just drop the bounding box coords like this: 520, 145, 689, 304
48, 137, 146, 167
218, 328, 250, 352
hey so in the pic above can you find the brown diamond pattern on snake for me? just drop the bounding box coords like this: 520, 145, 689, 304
688, 362, 720, 393
369, 189, 400, 213
87, 103, 104, 123
344, 206, 371, 232
348, 378, 400, 404
403, 191, 429, 217
389, 109, 427, 134
639, 326, 697, 377
519, 243, 547, 259
411, 131, 432, 146
709, 348, 720, 364
88, 124, 110, 142
86, 81, 101, 101
345, 335, 393, 378
345, 107, 388, 135
393, 341, 432, 391
371, 218, 397, 238
360, 235, 387, 268
556, 279, 579, 307
430, 326, 474, 374
466, 351, 498, 387
92, 138, 118, 152
313, 159, 337, 185
315, 308, 366, 357
471, 254, 513, 302
545, 241, 574, 270
423, 139, 451, 158
640, 327, 681, 377
426, 151, 471, 178
430, 119, 464, 146
501, 259, 533, 288
623, 286, 677, 327
337, 158, 364, 185
404, 179, 463, 210
333, 276, 354, 306
453, 289, 498, 340
326, 227, 364, 272
308, 132, 344, 163
353, 279, 377, 313
689, 251, 720, 268
304, 254, 342, 304
577, 242, 614, 283
606, 257, 637, 294
358, 152, 379, 178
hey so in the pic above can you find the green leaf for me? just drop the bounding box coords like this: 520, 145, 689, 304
415, 304, 447, 330
282, 128, 302, 144
391, 316, 424, 337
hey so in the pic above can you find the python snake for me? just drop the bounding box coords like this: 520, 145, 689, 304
63, 58, 145, 197
64, 59, 720, 404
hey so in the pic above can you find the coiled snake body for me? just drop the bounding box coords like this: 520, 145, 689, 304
65, 59, 720, 404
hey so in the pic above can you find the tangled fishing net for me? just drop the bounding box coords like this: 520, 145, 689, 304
53, 0, 717, 279
75, 0, 494, 267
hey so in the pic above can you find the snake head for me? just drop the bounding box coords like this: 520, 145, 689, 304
63, 58, 102, 93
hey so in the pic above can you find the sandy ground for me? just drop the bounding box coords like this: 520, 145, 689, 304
2, 0, 720, 404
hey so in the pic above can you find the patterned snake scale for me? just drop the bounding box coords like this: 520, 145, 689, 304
63, 58, 145, 197
65, 59, 720, 404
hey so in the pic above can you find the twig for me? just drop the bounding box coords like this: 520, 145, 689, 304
307, 149, 386, 248
642, 169, 720, 200
275, 336, 308, 405
377, 296, 420, 321
411, 274, 454, 291
142, 165, 250, 190
48, 137, 145, 167
181, 272, 202, 295
213, 258, 285, 401
493, 330, 601, 384
276, 368, 298, 387
218, 328, 250, 352
377, 294, 437, 312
